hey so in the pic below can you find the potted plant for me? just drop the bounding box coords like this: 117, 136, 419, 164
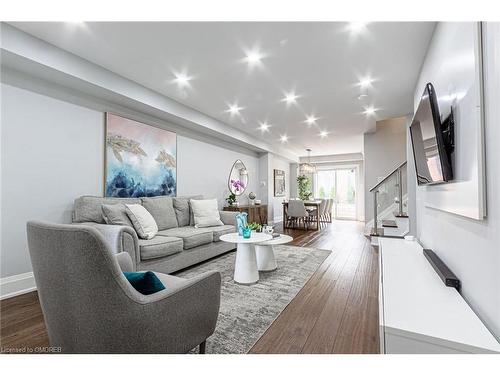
226, 192, 236, 206
297, 175, 313, 200
247, 222, 262, 233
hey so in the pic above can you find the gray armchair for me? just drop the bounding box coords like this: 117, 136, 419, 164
26, 221, 221, 354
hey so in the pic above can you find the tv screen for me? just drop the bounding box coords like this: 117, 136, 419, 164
410, 83, 453, 185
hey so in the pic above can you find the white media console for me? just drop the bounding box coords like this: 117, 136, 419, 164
378, 238, 500, 353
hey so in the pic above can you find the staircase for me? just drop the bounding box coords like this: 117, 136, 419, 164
365, 161, 409, 247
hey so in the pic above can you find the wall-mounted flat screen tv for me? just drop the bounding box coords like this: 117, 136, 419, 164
410, 83, 454, 185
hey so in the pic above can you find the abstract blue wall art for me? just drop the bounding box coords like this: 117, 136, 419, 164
105, 113, 177, 197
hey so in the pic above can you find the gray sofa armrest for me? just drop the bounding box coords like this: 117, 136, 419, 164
131, 271, 222, 353
115, 252, 134, 272
219, 210, 238, 226
79, 222, 140, 267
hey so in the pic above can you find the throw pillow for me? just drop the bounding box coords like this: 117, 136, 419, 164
123, 271, 165, 295
173, 195, 203, 226
125, 204, 158, 239
102, 203, 133, 227
141, 197, 178, 231
190, 199, 224, 228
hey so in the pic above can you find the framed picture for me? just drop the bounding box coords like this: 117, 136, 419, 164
105, 113, 177, 197
274, 169, 286, 197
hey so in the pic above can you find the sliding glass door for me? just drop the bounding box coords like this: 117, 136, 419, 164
315, 168, 357, 220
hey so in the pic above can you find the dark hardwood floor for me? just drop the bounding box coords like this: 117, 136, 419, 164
0, 220, 379, 354
250, 220, 379, 354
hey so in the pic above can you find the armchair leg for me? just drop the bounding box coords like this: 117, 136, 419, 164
199, 341, 206, 354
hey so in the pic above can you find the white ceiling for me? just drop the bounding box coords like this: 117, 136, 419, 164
9, 22, 435, 156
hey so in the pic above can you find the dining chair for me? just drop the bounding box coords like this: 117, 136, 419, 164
308, 199, 327, 229
287, 200, 310, 230
325, 198, 334, 222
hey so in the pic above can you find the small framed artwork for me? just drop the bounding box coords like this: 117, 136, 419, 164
274, 169, 286, 197
105, 113, 177, 197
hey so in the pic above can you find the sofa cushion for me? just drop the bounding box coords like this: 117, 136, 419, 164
190, 199, 224, 228
138, 236, 183, 260
73, 196, 141, 223
125, 204, 158, 240
157, 227, 213, 250
102, 203, 133, 227
206, 225, 236, 242
141, 197, 178, 231
173, 195, 203, 226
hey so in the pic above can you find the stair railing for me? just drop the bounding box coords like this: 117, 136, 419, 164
369, 161, 407, 236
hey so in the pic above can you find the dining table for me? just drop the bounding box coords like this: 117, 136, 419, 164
282, 200, 322, 231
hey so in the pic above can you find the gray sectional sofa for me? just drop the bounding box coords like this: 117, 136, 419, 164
72, 195, 237, 274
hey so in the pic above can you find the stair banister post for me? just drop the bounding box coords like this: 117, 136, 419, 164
372, 190, 379, 236
397, 166, 403, 217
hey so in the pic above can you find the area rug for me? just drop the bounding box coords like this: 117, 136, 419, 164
176, 245, 331, 354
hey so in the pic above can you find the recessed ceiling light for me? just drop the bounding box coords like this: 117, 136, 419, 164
358, 77, 374, 88
259, 121, 270, 132
347, 22, 369, 34
244, 50, 264, 66
172, 72, 192, 88
280, 135, 288, 143
319, 130, 328, 138
226, 103, 244, 116
363, 106, 377, 116
282, 92, 299, 105
304, 115, 319, 125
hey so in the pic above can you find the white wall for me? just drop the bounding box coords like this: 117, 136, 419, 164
0, 82, 260, 279
1, 83, 104, 278
177, 136, 259, 208
363, 117, 408, 222
270, 156, 290, 223
412, 22, 500, 338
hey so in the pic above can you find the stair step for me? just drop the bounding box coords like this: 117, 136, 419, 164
394, 212, 409, 218
382, 220, 398, 228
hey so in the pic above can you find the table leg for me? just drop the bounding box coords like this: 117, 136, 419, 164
234, 243, 259, 284
255, 244, 277, 271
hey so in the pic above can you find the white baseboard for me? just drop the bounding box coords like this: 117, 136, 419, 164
0, 272, 36, 300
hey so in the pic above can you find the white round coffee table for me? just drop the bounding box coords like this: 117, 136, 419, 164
219, 232, 273, 284
255, 234, 293, 271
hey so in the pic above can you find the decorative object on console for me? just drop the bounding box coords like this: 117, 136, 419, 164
248, 191, 256, 205
254, 199, 261, 205
274, 169, 286, 197
297, 175, 313, 200
236, 212, 248, 236
105, 113, 176, 198
228, 159, 248, 196
225, 192, 237, 206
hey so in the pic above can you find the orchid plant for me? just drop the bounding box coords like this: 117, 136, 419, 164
230, 179, 245, 192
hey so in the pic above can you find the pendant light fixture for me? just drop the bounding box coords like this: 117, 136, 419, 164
299, 148, 316, 175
